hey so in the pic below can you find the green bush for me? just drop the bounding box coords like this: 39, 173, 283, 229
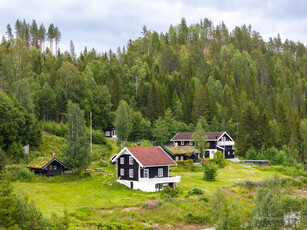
7, 165, 35, 181
161, 186, 181, 198
41, 121, 67, 137
7, 142, 24, 162
188, 188, 204, 196
203, 163, 217, 181
213, 151, 226, 168
175, 159, 194, 170
91, 129, 107, 145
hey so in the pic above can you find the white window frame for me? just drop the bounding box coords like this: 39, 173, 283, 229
129, 169, 134, 178
120, 157, 124, 164
54, 165, 57, 170
189, 141, 193, 146
144, 169, 149, 178
129, 156, 133, 165
175, 156, 179, 161
180, 141, 184, 145
158, 168, 163, 177
120, 168, 124, 176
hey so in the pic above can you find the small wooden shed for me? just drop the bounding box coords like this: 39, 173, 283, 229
28, 156, 68, 176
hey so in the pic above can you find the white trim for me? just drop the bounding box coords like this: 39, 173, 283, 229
42, 158, 67, 170
120, 157, 124, 164
217, 132, 233, 142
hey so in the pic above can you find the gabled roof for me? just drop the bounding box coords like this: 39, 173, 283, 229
112, 147, 176, 167
170, 132, 228, 141
28, 157, 67, 169
164, 146, 200, 155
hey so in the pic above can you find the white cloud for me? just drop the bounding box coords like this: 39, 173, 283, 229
0, 0, 306, 54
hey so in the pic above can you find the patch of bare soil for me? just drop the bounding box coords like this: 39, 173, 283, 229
122, 207, 140, 212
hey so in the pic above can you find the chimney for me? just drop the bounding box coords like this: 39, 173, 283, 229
52, 153, 56, 158
137, 142, 140, 147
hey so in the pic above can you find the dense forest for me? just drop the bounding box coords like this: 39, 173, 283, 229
0, 18, 307, 164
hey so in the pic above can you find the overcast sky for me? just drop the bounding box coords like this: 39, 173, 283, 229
1, 0, 306, 54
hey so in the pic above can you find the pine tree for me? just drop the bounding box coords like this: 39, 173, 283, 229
62, 101, 90, 171
38, 24, 46, 54
47, 24, 55, 54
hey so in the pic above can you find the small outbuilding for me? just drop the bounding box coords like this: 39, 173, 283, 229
28, 156, 68, 176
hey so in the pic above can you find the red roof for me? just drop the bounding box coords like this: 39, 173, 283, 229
171, 132, 225, 141
127, 147, 176, 167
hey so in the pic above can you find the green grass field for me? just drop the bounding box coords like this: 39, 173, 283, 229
13, 162, 282, 218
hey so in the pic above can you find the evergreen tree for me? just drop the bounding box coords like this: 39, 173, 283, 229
62, 101, 90, 171
38, 23, 46, 54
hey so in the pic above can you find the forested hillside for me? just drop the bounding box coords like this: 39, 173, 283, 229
0, 18, 307, 163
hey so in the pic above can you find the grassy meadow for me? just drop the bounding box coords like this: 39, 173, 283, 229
13, 162, 282, 218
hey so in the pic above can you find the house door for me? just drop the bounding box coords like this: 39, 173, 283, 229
130, 182, 133, 189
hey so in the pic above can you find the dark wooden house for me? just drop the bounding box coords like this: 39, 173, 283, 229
163, 146, 201, 162
170, 131, 235, 159
28, 156, 68, 176
112, 146, 180, 192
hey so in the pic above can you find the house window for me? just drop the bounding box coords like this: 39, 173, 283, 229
144, 169, 149, 178
120, 168, 124, 176
189, 141, 193, 146
228, 151, 230, 155
180, 141, 184, 145
175, 156, 179, 161
120, 157, 124, 164
158, 168, 163, 177
129, 156, 133, 165
49, 165, 53, 170
106, 131, 110, 136
54, 166, 57, 170
180, 156, 184, 160
129, 169, 134, 178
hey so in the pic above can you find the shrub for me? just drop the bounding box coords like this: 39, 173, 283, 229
7, 165, 34, 181
161, 186, 181, 198
175, 159, 193, 169
41, 121, 67, 137
213, 151, 226, 168
203, 163, 217, 181
188, 188, 204, 196
91, 129, 107, 145
7, 142, 24, 162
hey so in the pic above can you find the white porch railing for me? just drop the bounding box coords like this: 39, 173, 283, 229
139, 176, 181, 183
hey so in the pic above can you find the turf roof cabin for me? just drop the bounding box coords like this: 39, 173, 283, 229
170, 131, 235, 159
163, 146, 201, 163
112, 147, 181, 192
28, 156, 68, 176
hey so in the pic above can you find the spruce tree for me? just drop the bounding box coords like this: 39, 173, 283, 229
62, 101, 90, 171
